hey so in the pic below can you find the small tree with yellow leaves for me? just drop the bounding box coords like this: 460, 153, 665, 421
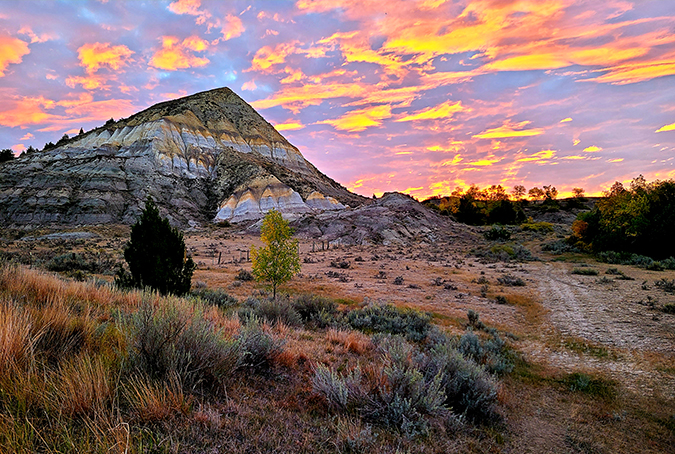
251, 209, 300, 299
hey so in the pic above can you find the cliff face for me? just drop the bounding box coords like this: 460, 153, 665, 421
0, 87, 363, 226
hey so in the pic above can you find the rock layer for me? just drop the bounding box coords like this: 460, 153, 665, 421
0, 87, 363, 226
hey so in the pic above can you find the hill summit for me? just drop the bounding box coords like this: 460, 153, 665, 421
0, 87, 364, 226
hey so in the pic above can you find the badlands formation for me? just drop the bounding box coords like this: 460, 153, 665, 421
0, 88, 362, 226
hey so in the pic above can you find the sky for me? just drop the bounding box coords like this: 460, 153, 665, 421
1, 0, 674, 199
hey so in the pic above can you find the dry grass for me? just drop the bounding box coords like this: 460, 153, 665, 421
326, 328, 371, 355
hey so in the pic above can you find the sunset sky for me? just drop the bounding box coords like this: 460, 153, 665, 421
1, 0, 674, 199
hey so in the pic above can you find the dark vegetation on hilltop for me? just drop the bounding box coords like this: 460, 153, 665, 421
568, 176, 675, 261
422, 184, 588, 226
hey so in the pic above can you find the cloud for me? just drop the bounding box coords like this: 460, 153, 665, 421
583, 145, 602, 152
20, 132, 34, 140
0, 35, 29, 76
656, 122, 675, 133
17, 26, 57, 44
248, 42, 300, 72
396, 101, 466, 122
473, 120, 545, 139
222, 14, 244, 41
318, 105, 392, 132
560, 118, 572, 123
275, 122, 304, 131
76, 42, 134, 73
0, 95, 56, 127
150, 36, 209, 70
241, 80, 257, 91
168, 0, 211, 24
517, 149, 556, 162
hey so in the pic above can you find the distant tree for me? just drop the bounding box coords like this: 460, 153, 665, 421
528, 187, 545, 201
25, 146, 36, 154
487, 185, 509, 201
104, 118, 115, 127
572, 187, 585, 198
251, 209, 300, 299
79, 127, 84, 135
116, 197, 196, 296
512, 185, 526, 200
542, 185, 558, 200
43, 142, 55, 151
0, 149, 14, 163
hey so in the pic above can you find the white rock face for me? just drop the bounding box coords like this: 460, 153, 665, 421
214, 177, 347, 223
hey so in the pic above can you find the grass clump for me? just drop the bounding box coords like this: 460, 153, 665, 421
561, 372, 616, 400
663, 304, 675, 314
571, 267, 599, 276
655, 278, 675, 293
497, 274, 526, 286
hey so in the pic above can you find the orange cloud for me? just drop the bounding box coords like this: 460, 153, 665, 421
150, 36, 209, 70
0, 95, 56, 127
473, 120, 544, 139
560, 117, 572, 123
222, 14, 244, 40
275, 122, 304, 131
318, 105, 392, 132
250, 82, 368, 112
656, 122, 675, 133
66, 74, 107, 90
0, 35, 29, 76
248, 41, 298, 72
585, 60, 675, 85
77, 42, 134, 73
20, 132, 34, 140
396, 101, 466, 122
486, 54, 570, 72
517, 149, 556, 162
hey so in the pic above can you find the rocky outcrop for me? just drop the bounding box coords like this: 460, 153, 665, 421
0, 87, 364, 226
214, 176, 344, 223
291, 192, 477, 246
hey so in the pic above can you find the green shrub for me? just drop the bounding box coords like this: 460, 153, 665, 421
655, 278, 675, 293
561, 372, 616, 400
521, 221, 554, 233
291, 294, 338, 328
484, 226, 511, 241
346, 304, 431, 342
191, 287, 238, 309
541, 240, 580, 254
237, 319, 284, 374
571, 268, 599, 276
662, 304, 675, 314
46, 253, 95, 273
235, 269, 254, 281
125, 299, 239, 390
497, 275, 525, 286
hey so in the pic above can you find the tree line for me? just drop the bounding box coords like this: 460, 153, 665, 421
423, 184, 586, 226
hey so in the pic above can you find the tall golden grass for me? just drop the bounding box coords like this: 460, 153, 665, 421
0, 263, 244, 453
